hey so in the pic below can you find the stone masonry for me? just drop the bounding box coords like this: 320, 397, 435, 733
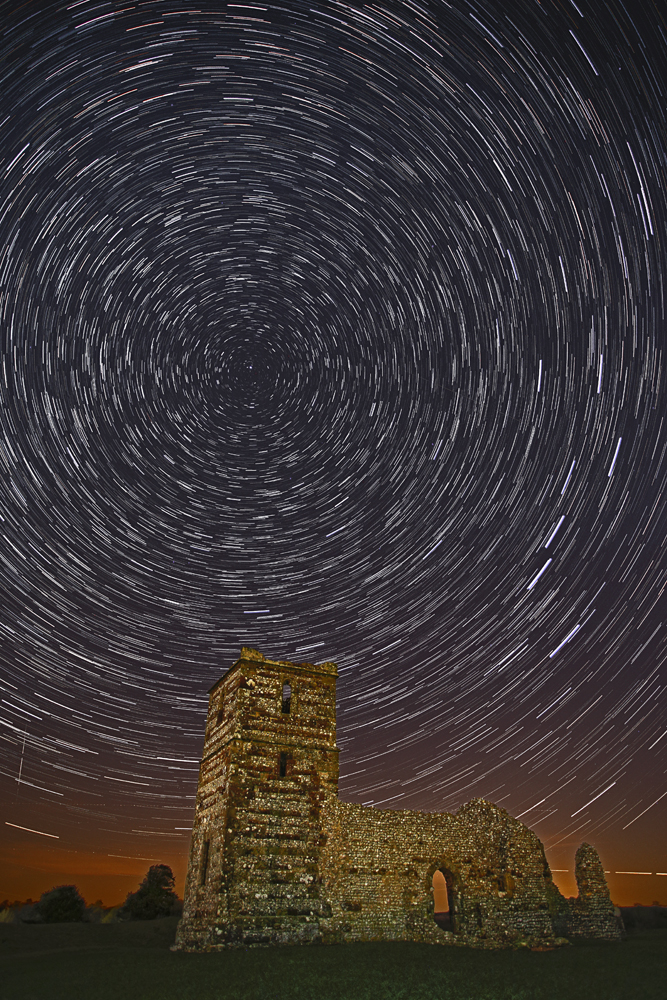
174, 649, 622, 950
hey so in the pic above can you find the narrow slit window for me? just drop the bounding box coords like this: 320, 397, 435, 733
216, 707, 224, 727
279, 751, 288, 777
281, 681, 291, 714
200, 839, 210, 886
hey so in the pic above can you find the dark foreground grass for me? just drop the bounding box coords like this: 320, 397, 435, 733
1, 918, 665, 1000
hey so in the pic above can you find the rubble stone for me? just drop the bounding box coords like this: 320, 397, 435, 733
174, 650, 622, 950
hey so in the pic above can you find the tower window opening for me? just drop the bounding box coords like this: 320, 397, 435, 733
279, 751, 289, 777
216, 708, 224, 727
200, 839, 210, 886
281, 681, 292, 714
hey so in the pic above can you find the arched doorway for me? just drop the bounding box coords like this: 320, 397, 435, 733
432, 868, 456, 932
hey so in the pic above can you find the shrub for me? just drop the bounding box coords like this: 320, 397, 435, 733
36, 885, 86, 923
120, 864, 180, 921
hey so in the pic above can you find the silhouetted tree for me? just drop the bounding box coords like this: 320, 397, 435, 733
36, 885, 86, 923
120, 864, 179, 920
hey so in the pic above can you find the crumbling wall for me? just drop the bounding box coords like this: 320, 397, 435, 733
561, 843, 623, 941
319, 798, 449, 945
319, 797, 558, 948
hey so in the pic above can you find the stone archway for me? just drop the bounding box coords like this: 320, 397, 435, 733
427, 861, 462, 935
432, 869, 451, 931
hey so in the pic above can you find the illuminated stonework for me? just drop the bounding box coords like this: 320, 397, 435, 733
174, 649, 622, 950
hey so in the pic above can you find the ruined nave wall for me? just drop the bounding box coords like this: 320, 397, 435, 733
319, 797, 558, 947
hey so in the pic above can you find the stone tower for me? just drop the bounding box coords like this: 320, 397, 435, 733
174, 647, 339, 949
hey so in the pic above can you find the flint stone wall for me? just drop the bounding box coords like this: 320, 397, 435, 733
556, 843, 623, 940
176, 649, 338, 951
319, 796, 557, 948
174, 649, 621, 951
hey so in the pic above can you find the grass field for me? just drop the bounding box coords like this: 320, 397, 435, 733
1, 917, 665, 1000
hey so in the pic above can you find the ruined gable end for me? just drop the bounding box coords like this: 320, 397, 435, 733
560, 843, 623, 940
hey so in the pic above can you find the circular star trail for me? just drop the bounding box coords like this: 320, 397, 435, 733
1, 0, 666, 898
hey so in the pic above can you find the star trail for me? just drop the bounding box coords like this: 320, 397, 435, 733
1, 0, 666, 905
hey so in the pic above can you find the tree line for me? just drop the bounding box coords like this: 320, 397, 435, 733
1, 864, 181, 923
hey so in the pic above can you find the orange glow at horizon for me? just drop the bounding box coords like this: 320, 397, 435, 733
2, 828, 665, 910
1, 839, 188, 908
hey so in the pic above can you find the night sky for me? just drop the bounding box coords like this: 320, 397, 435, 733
1, 0, 666, 909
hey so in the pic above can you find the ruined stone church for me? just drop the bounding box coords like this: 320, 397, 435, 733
174, 648, 622, 950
